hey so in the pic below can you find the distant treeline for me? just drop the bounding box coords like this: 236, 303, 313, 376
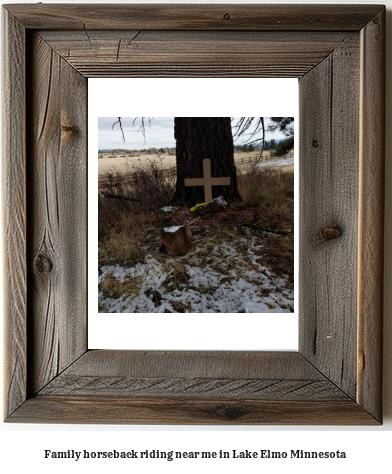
99, 138, 293, 156
98, 147, 176, 155
236, 137, 294, 156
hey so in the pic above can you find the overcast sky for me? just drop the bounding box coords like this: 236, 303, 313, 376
98, 117, 290, 150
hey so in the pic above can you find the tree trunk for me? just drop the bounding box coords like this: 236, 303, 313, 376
172, 117, 241, 206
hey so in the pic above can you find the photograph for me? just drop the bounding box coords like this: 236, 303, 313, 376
98, 117, 294, 313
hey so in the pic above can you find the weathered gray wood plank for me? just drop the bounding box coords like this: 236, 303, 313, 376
36, 351, 347, 401
357, 10, 385, 422
39, 376, 348, 400
9, 396, 379, 425
39, 30, 359, 48
38, 30, 358, 79
51, 350, 324, 379
28, 34, 87, 395
329, 44, 360, 394
4, 4, 384, 30
2, 8, 27, 419
63, 66, 307, 79
299, 40, 360, 399
39, 30, 357, 57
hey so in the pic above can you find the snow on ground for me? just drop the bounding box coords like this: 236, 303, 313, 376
256, 156, 294, 168
98, 236, 294, 314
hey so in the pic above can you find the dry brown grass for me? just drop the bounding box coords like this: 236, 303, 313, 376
99, 272, 143, 299
238, 165, 294, 214
98, 160, 176, 267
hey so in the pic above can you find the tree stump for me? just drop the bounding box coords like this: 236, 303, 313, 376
160, 225, 192, 257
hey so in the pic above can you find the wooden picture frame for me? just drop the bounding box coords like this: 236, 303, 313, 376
3, 4, 385, 424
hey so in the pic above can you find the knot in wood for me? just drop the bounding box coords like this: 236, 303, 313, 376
223, 12, 231, 21
34, 252, 53, 275
315, 225, 342, 245
61, 124, 77, 133
223, 405, 244, 420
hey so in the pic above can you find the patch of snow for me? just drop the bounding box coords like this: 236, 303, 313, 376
256, 156, 294, 168
99, 238, 294, 314
163, 226, 183, 233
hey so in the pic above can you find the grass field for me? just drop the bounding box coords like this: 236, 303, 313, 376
98, 150, 276, 176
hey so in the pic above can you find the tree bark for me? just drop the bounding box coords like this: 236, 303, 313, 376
172, 117, 241, 206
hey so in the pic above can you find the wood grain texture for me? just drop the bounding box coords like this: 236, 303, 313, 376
38, 30, 359, 78
4, 4, 384, 31
45, 350, 330, 379
2, 4, 385, 425
39, 377, 347, 400
357, 9, 385, 422
9, 396, 379, 425
42, 66, 302, 79
27, 33, 87, 395
37, 351, 345, 400
299, 40, 360, 399
2, 9, 27, 419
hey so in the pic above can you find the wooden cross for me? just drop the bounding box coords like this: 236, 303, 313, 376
184, 158, 231, 203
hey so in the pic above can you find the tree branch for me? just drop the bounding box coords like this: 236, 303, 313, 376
112, 117, 125, 142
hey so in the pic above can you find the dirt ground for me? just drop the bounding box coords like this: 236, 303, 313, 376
158, 202, 294, 290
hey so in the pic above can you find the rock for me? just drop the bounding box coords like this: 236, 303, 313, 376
160, 225, 192, 257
